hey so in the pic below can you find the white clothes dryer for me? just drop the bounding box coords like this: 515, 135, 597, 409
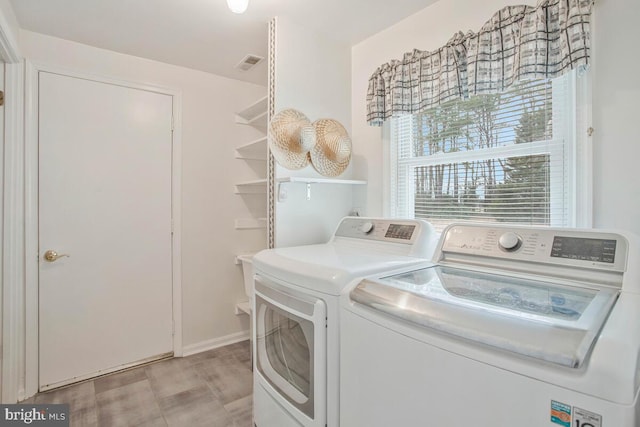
341, 223, 640, 427
251, 217, 439, 427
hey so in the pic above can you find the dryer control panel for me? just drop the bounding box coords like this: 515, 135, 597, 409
335, 217, 428, 245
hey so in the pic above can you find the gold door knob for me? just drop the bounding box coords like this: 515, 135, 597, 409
43, 250, 70, 262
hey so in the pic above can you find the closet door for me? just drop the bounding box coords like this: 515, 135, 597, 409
38, 71, 174, 390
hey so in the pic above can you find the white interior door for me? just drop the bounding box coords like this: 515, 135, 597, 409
38, 71, 174, 390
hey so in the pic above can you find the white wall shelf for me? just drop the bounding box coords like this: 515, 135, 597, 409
233, 93, 268, 317
235, 136, 267, 161
234, 218, 267, 230
235, 96, 268, 129
276, 177, 367, 185
236, 178, 267, 186
235, 301, 251, 315
234, 179, 267, 194
234, 252, 258, 265
234, 187, 267, 195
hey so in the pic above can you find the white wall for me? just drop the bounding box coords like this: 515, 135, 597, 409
273, 17, 356, 247
352, 0, 640, 237
19, 30, 267, 349
591, 0, 640, 235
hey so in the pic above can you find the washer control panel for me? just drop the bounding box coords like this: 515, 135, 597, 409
440, 224, 627, 272
360, 221, 375, 234
498, 232, 522, 251
335, 217, 423, 244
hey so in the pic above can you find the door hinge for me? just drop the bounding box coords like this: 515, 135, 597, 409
587, 126, 594, 136
0, 90, 4, 106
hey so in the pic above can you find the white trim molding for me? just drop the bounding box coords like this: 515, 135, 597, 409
23, 60, 38, 399
182, 330, 250, 357
23, 61, 184, 397
574, 69, 594, 228
0, 0, 23, 403
2, 61, 25, 404
170, 84, 184, 358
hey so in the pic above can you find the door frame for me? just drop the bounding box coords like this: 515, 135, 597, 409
0, 5, 24, 404
23, 61, 183, 397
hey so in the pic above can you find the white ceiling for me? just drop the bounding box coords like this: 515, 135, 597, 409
9, 0, 438, 86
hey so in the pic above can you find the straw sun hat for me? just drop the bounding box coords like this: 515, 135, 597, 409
310, 119, 352, 177
268, 109, 352, 177
268, 109, 316, 170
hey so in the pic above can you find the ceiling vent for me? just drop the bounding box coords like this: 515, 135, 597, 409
235, 54, 264, 71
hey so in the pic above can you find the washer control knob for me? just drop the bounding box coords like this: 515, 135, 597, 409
499, 232, 522, 251
361, 221, 374, 234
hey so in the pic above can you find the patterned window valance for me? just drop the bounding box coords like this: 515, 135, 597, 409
366, 0, 592, 126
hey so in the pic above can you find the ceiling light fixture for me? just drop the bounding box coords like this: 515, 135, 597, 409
227, 0, 249, 14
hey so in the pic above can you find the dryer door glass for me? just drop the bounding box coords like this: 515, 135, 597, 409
262, 299, 312, 395
255, 289, 318, 419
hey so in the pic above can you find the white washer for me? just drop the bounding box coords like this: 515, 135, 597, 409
251, 217, 438, 427
341, 223, 640, 427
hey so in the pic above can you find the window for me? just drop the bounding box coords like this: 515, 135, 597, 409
388, 70, 590, 231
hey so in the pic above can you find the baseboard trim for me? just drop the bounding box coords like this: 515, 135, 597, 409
182, 330, 250, 357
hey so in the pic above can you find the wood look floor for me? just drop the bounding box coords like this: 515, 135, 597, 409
23, 340, 253, 427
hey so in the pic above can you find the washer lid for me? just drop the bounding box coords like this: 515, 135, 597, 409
350, 265, 619, 368
253, 243, 427, 295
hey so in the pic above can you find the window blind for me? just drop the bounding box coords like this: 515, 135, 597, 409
390, 73, 575, 232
